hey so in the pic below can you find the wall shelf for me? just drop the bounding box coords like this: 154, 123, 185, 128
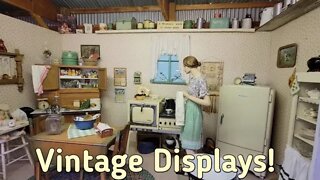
296, 115, 317, 125
91, 28, 256, 34
294, 134, 314, 146
257, 0, 320, 31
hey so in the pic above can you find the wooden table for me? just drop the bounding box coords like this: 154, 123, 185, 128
29, 123, 118, 180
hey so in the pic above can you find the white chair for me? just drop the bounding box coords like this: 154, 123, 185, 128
0, 130, 33, 180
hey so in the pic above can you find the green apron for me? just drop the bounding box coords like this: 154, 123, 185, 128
181, 100, 203, 150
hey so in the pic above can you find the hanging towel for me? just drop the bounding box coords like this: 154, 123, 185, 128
279, 146, 310, 180
309, 104, 320, 180
32, 65, 50, 95
175, 91, 185, 126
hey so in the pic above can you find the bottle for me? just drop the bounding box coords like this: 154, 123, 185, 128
51, 95, 61, 114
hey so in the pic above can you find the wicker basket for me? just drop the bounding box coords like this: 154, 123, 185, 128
83, 59, 98, 66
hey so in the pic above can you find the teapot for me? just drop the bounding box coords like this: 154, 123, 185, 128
306, 88, 320, 99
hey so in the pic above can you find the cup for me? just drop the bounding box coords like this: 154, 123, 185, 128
8, 119, 16, 127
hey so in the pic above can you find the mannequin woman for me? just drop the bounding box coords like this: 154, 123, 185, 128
181, 56, 211, 152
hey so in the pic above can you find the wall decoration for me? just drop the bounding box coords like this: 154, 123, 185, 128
57, 14, 76, 34
80, 45, 100, 59
277, 43, 298, 68
134, 71, 142, 84
200, 61, 224, 93
0, 39, 7, 53
115, 88, 126, 103
114, 67, 127, 87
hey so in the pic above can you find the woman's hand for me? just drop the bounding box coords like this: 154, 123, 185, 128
183, 91, 190, 99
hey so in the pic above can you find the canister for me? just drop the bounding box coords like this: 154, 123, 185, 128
241, 18, 252, 29
273, 2, 283, 16
232, 18, 239, 29
137, 22, 144, 29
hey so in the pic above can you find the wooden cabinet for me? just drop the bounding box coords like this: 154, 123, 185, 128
288, 72, 320, 159
31, 65, 107, 135
0, 49, 24, 92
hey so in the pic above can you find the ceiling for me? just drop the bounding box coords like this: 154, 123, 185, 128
52, 0, 271, 9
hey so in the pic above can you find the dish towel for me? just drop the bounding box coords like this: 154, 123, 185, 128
309, 104, 320, 180
67, 124, 97, 139
279, 146, 310, 180
32, 65, 50, 95
175, 91, 185, 126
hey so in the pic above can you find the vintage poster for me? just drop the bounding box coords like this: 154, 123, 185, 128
115, 88, 126, 103
114, 68, 127, 87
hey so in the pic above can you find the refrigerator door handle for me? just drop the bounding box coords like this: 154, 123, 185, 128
220, 113, 224, 124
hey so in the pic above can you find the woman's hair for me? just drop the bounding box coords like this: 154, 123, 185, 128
183, 56, 201, 68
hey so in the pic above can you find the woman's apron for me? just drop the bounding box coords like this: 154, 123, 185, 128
180, 100, 203, 150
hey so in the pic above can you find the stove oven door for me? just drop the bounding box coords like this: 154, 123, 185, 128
131, 104, 156, 125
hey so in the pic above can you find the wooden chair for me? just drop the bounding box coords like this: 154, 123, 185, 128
0, 131, 34, 180
111, 124, 130, 156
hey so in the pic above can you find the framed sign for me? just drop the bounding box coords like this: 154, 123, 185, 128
80, 45, 100, 59
277, 43, 298, 68
115, 88, 126, 103
114, 67, 127, 87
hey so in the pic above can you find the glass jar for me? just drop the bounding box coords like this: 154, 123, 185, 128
45, 114, 63, 135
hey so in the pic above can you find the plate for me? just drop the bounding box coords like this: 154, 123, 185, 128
233, 77, 242, 85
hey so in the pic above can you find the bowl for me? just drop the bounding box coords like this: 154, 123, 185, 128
74, 115, 98, 130
74, 119, 95, 130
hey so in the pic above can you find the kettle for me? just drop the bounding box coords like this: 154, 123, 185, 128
164, 98, 175, 112
307, 55, 320, 72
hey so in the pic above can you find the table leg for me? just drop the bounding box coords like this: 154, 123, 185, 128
100, 172, 107, 180
35, 162, 41, 180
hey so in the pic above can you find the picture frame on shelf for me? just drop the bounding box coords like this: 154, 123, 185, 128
277, 43, 298, 68
114, 67, 127, 87
80, 45, 100, 59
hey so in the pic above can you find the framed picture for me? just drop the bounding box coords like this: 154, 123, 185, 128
80, 45, 100, 59
115, 88, 126, 103
114, 67, 127, 87
277, 43, 298, 68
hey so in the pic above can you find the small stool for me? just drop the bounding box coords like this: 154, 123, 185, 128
0, 131, 34, 180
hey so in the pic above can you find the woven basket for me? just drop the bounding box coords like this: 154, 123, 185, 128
83, 59, 98, 66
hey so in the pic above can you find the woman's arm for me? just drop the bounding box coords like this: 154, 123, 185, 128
183, 92, 211, 107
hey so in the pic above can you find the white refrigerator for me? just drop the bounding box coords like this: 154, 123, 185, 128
217, 85, 275, 178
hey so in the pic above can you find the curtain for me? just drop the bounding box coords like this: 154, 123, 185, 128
309, 103, 320, 180
151, 34, 190, 81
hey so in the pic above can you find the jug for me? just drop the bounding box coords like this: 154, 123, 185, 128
196, 18, 206, 29
260, 7, 274, 26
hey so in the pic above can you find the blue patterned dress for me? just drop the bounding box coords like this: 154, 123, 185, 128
181, 76, 208, 150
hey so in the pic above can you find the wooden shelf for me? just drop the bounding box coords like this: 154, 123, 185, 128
257, 0, 320, 31
0, 52, 18, 57
299, 97, 320, 104
294, 134, 314, 146
60, 76, 98, 80
296, 115, 317, 125
59, 65, 100, 69
59, 88, 99, 93
91, 28, 256, 34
